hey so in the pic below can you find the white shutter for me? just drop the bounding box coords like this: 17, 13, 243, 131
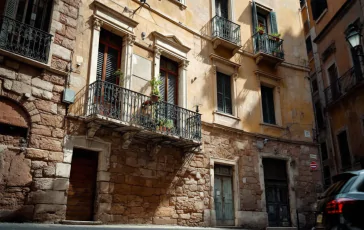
4, 0, 20, 19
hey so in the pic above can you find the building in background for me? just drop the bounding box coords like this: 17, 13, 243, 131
0, 0, 321, 228
300, 0, 364, 189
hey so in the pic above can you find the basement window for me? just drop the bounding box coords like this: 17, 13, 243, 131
0, 123, 28, 138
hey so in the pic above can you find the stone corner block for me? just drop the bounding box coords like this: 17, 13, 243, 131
56, 163, 71, 178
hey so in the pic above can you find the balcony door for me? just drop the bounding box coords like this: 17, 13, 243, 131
215, 0, 229, 19
3, 0, 52, 31
215, 0, 231, 41
95, 29, 123, 119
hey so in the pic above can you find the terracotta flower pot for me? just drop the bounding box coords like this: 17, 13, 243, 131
151, 95, 159, 102
259, 30, 264, 35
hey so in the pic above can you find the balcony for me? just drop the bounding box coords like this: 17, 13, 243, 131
324, 67, 364, 107
252, 32, 285, 67
86, 80, 202, 149
211, 15, 241, 54
0, 16, 52, 64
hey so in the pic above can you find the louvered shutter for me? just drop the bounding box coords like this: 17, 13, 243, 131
224, 75, 232, 114
167, 74, 177, 104
252, 0, 258, 33
96, 43, 105, 81
105, 47, 119, 84
159, 72, 166, 102
4, 0, 19, 18
261, 86, 276, 124
217, 73, 224, 112
269, 12, 278, 34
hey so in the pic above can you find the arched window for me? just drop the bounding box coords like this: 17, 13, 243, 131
0, 97, 30, 147
311, 0, 328, 21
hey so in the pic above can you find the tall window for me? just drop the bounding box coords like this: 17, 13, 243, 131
160, 57, 178, 105
215, 0, 228, 19
217, 72, 232, 115
252, 1, 278, 35
311, 0, 327, 21
337, 130, 351, 169
305, 36, 313, 56
312, 78, 319, 93
261, 85, 276, 124
97, 29, 123, 84
328, 63, 340, 100
3, 0, 53, 31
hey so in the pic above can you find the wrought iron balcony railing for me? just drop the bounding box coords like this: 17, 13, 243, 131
87, 80, 202, 142
253, 32, 284, 59
324, 67, 363, 106
211, 15, 241, 45
0, 16, 52, 63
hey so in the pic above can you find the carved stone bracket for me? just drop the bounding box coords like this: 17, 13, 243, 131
179, 59, 189, 70
87, 123, 101, 138
124, 34, 136, 47
212, 40, 222, 49
93, 18, 103, 31
121, 131, 138, 149
255, 55, 263, 65
154, 47, 162, 59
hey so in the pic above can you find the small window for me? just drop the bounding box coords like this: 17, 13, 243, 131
217, 72, 232, 115
0, 123, 28, 146
261, 85, 276, 125
312, 78, 319, 93
337, 130, 352, 169
311, 0, 328, 21
321, 142, 328, 161
323, 166, 331, 189
315, 102, 324, 129
305, 36, 313, 55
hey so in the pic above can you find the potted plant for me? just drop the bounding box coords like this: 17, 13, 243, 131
149, 77, 162, 102
270, 33, 281, 41
272, 48, 279, 56
156, 119, 165, 132
164, 119, 174, 132
113, 69, 124, 84
256, 26, 265, 35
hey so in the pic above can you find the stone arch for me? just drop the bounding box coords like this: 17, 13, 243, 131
0, 96, 32, 146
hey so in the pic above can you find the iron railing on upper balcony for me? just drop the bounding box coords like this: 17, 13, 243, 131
324, 67, 364, 106
211, 15, 241, 45
87, 80, 202, 142
253, 32, 284, 59
0, 16, 52, 63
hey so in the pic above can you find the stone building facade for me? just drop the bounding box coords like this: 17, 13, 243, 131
0, 0, 321, 228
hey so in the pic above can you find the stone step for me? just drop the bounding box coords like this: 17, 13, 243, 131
60, 220, 103, 225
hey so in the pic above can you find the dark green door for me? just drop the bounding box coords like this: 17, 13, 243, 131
214, 165, 234, 226
263, 158, 291, 227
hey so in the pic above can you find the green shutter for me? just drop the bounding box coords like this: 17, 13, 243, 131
217, 72, 232, 114
4, 0, 19, 18
224, 75, 232, 115
261, 86, 276, 124
105, 47, 119, 84
217, 73, 224, 112
270, 11, 278, 34
159, 72, 166, 102
252, 0, 258, 33
96, 43, 105, 81
167, 74, 177, 104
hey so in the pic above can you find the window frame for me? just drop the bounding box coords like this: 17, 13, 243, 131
159, 56, 179, 105
311, 0, 328, 22
336, 128, 353, 170
216, 71, 233, 115
261, 84, 276, 125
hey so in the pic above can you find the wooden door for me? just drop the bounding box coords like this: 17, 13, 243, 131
66, 148, 98, 221
214, 165, 234, 226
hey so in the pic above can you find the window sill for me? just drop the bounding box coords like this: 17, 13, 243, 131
0, 48, 68, 76
214, 111, 240, 121
260, 122, 285, 130
315, 9, 327, 24
168, 0, 187, 10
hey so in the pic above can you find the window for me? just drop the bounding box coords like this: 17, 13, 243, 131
312, 78, 318, 93
327, 63, 340, 100
97, 29, 123, 84
305, 36, 313, 55
337, 130, 351, 169
323, 166, 331, 189
160, 57, 178, 105
3, 0, 53, 31
217, 72, 232, 115
215, 0, 229, 19
315, 102, 324, 129
252, 1, 278, 35
261, 85, 276, 124
311, 0, 327, 21
320, 142, 328, 161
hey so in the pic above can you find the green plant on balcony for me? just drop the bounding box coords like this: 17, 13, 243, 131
164, 119, 174, 132
149, 77, 162, 102
270, 33, 281, 41
256, 26, 265, 35
113, 69, 124, 84
272, 48, 283, 59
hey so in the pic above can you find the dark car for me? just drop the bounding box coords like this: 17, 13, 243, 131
315, 170, 364, 230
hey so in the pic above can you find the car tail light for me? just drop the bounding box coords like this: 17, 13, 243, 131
326, 198, 356, 214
